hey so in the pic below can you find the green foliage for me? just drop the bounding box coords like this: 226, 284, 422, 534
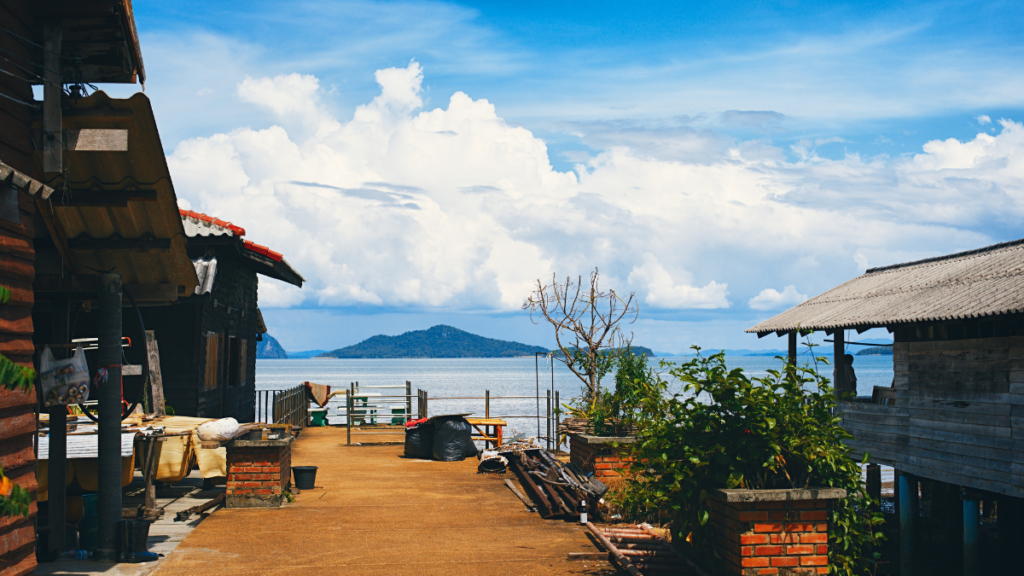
0, 466, 31, 518
0, 355, 34, 392
0, 285, 9, 305
563, 349, 667, 437
856, 346, 893, 356
318, 325, 548, 358
615, 348, 885, 576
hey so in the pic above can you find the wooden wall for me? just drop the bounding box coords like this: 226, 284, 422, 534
842, 335, 1024, 498
0, 0, 39, 573
145, 253, 259, 422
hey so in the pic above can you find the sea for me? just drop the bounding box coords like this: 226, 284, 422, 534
255, 355, 895, 439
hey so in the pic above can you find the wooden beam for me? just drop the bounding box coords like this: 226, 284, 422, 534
66, 234, 170, 252
34, 275, 180, 302
43, 21, 63, 173
145, 331, 166, 417
49, 189, 156, 207
34, 196, 76, 273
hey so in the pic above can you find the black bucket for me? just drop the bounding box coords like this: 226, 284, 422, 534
292, 466, 318, 490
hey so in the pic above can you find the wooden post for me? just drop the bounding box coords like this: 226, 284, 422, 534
867, 463, 881, 505
96, 273, 122, 562
833, 330, 848, 397
47, 294, 70, 555
899, 473, 919, 576
145, 331, 166, 417
485, 390, 490, 419
963, 494, 980, 576
405, 381, 411, 423
788, 331, 797, 367
43, 21, 62, 173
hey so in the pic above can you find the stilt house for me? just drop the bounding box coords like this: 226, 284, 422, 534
141, 211, 303, 422
748, 238, 1024, 575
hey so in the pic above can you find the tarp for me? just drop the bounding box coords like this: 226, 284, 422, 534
303, 381, 331, 408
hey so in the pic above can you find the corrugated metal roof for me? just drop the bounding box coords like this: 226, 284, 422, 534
747, 238, 1024, 335
35, 91, 198, 296
193, 257, 218, 295
38, 432, 136, 460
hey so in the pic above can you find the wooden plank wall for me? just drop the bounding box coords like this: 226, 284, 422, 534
140, 301, 200, 417
843, 336, 1024, 498
0, 1, 39, 573
196, 257, 258, 421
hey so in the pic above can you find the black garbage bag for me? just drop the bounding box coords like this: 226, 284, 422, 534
404, 422, 435, 459
431, 416, 479, 461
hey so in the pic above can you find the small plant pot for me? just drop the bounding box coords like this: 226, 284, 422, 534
292, 466, 318, 490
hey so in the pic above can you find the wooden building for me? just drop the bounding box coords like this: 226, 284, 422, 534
141, 211, 303, 421
748, 239, 1024, 576
0, 0, 164, 570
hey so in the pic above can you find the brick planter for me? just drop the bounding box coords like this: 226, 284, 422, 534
707, 488, 846, 576
568, 434, 635, 479
225, 432, 294, 508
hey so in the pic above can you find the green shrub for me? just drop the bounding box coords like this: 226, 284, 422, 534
615, 348, 884, 575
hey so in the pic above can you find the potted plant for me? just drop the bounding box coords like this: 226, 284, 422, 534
616, 348, 885, 576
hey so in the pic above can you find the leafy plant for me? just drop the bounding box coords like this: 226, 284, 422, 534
562, 348, 666, 438
615, 347, 884, 576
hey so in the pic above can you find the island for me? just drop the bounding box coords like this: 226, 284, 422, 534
317, 325, 550, 358
256, 334, 288, 359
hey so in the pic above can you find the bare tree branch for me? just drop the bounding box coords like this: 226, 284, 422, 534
523, 268, 639, 403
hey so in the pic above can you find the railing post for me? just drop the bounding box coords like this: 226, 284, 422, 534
423, 390, 428, 419
554, 390, 560, 451
406, 381, 412, 423
347, 382, 354, 446
546, 390, 551, 450
485, 390, 490, 419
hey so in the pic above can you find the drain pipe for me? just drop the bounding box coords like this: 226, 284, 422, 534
96, 273, 123, 562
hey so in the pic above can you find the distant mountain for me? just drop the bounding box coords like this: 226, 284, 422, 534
554, 346, 656, 358
288, 350, 329, 359
256, 334, 288, 359
856, 346, 893, 356
317, 325, 549, 358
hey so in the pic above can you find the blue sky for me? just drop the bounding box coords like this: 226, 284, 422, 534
107, 1, 1024, 352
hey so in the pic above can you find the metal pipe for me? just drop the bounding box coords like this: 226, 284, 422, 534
535, 353, 540, 439
546, 390, 551, 451
555, 390, 560, 451
963, 496, 980, 576
406, 381, 412, 422
96, 273, 122, 562
899, 473, 918, 576
587, 523, 642, 576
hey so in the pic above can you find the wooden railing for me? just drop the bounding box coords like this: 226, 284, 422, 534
255, 386, 308, 427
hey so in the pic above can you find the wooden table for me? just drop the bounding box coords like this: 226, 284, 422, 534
466, 418, 506, 449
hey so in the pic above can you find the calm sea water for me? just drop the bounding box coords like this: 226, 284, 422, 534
255, 355, 894, 437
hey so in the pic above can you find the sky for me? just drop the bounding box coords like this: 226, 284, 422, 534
96, 1, 1024, 352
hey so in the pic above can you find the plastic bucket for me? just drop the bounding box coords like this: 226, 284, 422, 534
292, 466, 318, 490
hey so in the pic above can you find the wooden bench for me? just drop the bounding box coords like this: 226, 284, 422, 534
466, 418, 506, 449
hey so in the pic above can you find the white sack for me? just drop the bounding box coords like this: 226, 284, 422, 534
197, 417, 240, 442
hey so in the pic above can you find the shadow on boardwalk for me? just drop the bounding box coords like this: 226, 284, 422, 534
151, 426, 616, 576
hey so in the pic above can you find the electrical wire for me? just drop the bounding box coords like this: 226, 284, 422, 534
0, 53, 43, 83
0, 90, 38, 108
0, 64, 36, 84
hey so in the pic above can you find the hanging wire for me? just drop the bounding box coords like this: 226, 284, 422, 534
0, 90, 38, 108
0, 53, 44, 83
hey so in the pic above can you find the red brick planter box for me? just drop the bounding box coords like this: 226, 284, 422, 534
568, 433, 635, 479
707, 487, 846, 576
225, 432, 294, 508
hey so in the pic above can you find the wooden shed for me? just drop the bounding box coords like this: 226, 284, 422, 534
748, 239, 1024, 576
141, 211, 303, 421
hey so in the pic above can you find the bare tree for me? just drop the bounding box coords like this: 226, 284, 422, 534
523, 269, 639, 403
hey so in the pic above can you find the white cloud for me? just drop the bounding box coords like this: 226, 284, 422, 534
167, 63, 1024, 315
628, 255, 730, 310
748, 285, 807, 311
977, 115, 991, 125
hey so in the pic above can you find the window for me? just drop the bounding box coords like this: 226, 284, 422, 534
227, 337, 240, 387
204, 332, 220, 391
